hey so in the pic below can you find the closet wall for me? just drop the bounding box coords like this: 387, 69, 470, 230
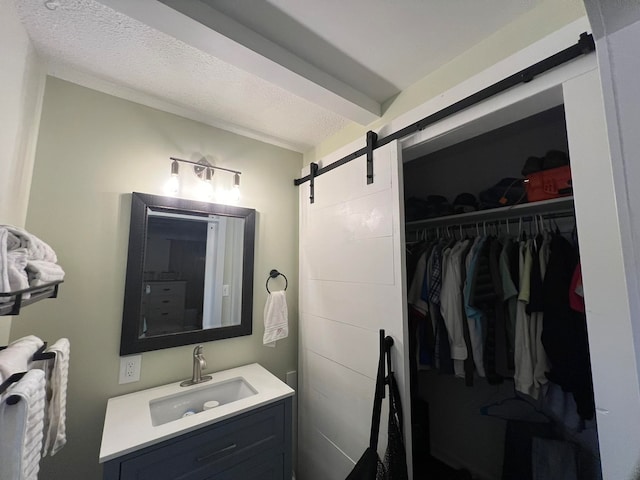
398, 61, 640, 479
403, 107, 586, 479
297, 18, 640, 480
404, 106, 568, 204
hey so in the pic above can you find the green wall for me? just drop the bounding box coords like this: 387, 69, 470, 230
11, 77, 302, 479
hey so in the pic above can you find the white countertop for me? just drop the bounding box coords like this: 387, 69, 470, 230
99, 363, 294, 463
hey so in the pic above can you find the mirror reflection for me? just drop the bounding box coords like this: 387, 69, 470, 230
121, 192, 255, 355
141, 211, 245, 337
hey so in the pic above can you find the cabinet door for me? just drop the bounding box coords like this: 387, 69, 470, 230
206, 451, 284, 480
119, 403, 283, 480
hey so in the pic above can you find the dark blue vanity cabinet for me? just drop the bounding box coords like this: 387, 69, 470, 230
103, 398, 292, 480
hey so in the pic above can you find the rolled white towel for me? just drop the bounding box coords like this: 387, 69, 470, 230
42, 338, 70, 456
0, 369, 46, 480
6, 231, 21, 251
0, 336, 45, 383
8, 249, 30, 294
26, 260, 65, 287
1, 225, 57, 263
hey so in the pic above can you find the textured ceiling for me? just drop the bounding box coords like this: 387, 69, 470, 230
15, 0, 351, 151
15, 0, 543, 153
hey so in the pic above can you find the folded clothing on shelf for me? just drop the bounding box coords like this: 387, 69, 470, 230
405, 195, 454, 221
520, 150, 573, 202
524, 166, 572, 202
521, 150, 569, 176
453, 193, 478, 214
479, 178, 527, 209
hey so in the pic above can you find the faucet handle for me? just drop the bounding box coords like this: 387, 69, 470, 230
194, 345, 204, 356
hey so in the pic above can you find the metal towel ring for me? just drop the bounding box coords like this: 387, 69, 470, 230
266, 269, 288, 294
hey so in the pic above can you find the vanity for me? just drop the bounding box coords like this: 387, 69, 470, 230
99, 363, 294, 479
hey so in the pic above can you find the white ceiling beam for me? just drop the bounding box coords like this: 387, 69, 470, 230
98, 0, 381, 125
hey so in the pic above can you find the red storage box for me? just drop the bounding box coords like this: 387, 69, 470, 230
524, 165, 572, 202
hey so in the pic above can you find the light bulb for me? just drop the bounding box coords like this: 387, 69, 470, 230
231, 184, 240, 202
198, 179, 214, 201
164, 175, 179, 195
231, 173, 240, 202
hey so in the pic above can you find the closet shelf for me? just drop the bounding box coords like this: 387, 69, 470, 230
0, 281, 63, 316
405, 196, 575, 231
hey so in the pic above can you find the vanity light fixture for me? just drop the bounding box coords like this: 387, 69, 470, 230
167, 157, 242, 201
164, 159, 180, 195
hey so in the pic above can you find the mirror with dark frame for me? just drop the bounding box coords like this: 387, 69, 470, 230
120, 192, 256, 355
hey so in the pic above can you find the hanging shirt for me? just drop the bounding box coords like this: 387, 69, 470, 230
407, 249, 430, 316
464, 236, 486, 377
515, 240, 536, 398
499, 240, 518, 370
440, 239, 471, 363
428, 245, 443, 305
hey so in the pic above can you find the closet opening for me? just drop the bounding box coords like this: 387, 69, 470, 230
402, 103, 601, 480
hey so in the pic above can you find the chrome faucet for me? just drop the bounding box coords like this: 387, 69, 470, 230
180, 345, 213, 387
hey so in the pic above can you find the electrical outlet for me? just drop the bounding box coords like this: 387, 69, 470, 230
222, 284, 230, 297
119, 355, 141, 384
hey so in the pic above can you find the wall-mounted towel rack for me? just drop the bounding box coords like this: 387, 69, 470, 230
0, 280, 63, 316
266, 269, 288, 293
0, 343, 56, 404
0, 372, 27, 405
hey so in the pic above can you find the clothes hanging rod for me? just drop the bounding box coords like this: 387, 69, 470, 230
406, 197, 575, 231
293, 32, 595, 188
409, 211, 575, 233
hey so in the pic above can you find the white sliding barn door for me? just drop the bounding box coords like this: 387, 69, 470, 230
298, 140, 412, 479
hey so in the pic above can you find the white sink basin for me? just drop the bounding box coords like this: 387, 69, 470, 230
149, 377, 257, 426
99, 363, 295, 463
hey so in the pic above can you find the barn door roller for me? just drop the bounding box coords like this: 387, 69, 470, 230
366, 130, 378, 185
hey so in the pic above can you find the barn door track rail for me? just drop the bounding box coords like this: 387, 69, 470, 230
294, 32, 595, 203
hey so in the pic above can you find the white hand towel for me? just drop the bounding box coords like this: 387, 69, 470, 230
26, 260, 65, 287
0, 336, 44, 383
42, 338, 70, 456
0, 369, 46, 480
263, 290, 288, 347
